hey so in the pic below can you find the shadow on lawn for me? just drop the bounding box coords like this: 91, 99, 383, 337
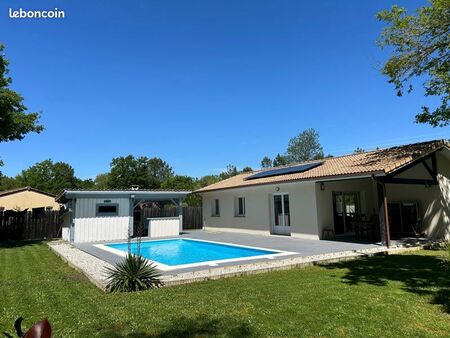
102, 315, 254, 338
324, 252, 450, 313
0, 240, 44, 249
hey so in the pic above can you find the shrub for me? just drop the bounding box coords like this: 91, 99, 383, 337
105, 254, 164, 292
443, 242, 450, 269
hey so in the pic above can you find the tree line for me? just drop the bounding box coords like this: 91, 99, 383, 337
0, 157, 257, 206
0, 128, 337, 197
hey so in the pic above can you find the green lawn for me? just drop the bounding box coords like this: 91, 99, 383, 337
0, 242, 449, 337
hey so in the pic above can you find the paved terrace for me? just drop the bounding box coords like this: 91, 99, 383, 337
74, 230, 381, 275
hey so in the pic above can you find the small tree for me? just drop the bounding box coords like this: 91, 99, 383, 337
161, 175, 200, 206
241, 166, 253, 172
354, 147, 365, 154
219, 165, 239, 180
260, 156, 273, 168
286, 128, 324, 163
197, 175, 220, 188
273, 154, 289, 167
105, 253, 164, 292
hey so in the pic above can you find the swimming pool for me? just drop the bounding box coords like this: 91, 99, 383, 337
100, 238, 291, 270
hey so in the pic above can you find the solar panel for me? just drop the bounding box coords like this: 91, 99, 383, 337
245, 161, 324, 180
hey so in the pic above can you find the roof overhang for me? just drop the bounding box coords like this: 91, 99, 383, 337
384, 144, 450, 177
196, 171, 386, 193
196, 141, 450, 194
56, 190, 191, 203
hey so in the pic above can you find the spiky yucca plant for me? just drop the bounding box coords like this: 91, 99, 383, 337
105, 254, 164, 292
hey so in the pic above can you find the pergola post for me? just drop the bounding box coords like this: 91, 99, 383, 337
376, 182, 391, 247
172, 198, 184, 233
129, 194, 135, 237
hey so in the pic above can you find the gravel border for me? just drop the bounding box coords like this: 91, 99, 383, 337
47, 240, 422, 291
48, 240, 113, 290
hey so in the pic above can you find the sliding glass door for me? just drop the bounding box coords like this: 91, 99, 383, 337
332, 192, 360, 234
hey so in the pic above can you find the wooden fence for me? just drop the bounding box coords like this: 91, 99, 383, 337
141, 206, 203, 230
0, 211, 62, 241
0, 206, 202, 241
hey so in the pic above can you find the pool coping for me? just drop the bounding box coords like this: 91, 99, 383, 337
94, 238, 297, 271
47, 239, 424, 291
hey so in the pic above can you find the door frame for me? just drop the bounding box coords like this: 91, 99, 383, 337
271, 192, 291, 236
332, 191, 360, 234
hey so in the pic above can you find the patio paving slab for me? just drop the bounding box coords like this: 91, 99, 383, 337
74, 230, 382, 274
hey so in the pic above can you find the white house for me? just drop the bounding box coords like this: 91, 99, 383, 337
196, 140, 450, 245
56, 189, 190, 243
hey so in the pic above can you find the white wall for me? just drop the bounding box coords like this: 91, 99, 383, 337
201, 181, 319, 239
148, 217, 181, 238
74, 216, 132, 243
73, 197, 132, 243
62, 227, 70, 241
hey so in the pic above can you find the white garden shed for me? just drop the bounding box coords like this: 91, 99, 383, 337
56, 189, 191, 243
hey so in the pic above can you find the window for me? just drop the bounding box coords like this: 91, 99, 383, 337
235, 197, 245, 217
32, 207, 46, 219
211, 199, 220, 216
96, 203, 118, 216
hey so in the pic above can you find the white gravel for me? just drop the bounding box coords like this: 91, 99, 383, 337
48, 240, 114, 290
162, 245, 415, 286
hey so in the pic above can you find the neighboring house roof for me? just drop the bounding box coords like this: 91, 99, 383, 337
0, 186, 56, 198
196, 139, 450, 193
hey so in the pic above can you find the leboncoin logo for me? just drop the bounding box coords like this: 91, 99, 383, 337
9, 8, 65, 19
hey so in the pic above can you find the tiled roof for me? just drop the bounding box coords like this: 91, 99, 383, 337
196, 139, 449, 193
0, 186, 56, 198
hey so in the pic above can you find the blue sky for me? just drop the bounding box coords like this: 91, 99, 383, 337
1, 0, 448, 179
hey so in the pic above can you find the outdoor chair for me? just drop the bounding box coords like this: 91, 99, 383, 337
322, 227, 335, 240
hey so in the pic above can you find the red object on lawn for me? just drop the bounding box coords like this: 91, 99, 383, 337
23, 319, 52, 338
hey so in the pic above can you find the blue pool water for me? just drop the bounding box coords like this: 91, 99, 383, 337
106, 239, 277, 266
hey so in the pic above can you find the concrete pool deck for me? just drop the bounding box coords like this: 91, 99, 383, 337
47, 230, 422, 290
